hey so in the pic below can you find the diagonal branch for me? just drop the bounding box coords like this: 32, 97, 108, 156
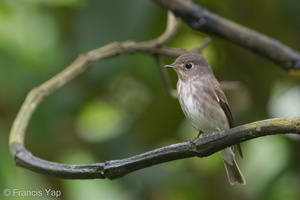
153, 0, 300, 75
11, 118, 300, 179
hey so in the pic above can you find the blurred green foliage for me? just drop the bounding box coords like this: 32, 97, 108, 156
1, 0, 299, 200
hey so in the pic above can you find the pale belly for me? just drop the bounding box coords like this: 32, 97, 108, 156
177, 81, 229, 134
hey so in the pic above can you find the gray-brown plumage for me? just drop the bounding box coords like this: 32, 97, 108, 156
165, 53, 246, 185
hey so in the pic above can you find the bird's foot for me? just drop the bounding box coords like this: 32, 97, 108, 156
211, 128, 221, 135
187, 130, 203, 143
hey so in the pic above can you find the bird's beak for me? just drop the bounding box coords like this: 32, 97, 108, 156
164, 65, 175, 69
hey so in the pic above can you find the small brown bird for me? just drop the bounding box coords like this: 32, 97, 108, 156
165, 53, 246, 185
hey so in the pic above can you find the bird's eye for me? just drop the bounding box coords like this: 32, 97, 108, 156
185, 63, 193, 69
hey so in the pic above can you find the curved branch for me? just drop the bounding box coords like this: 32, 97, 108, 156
8, 12, 209, 178
11, 118, 300, 179
9, 12, 184, 150
153, 0, 300, 75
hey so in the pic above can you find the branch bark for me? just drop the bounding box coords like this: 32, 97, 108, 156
11, 118, 300, 179
153, 0, 300, 75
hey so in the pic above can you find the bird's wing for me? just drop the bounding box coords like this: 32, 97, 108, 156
209, 80, 243, 158
213, 83, 235, 128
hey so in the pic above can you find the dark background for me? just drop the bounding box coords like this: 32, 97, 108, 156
0, 0, 299, 199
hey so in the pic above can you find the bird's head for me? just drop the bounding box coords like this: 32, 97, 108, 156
164, 53, 213, 81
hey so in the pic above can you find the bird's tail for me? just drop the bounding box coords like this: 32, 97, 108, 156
220, 148, 246, 185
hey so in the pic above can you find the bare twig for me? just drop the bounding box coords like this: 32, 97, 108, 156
153, 0, 300, 75
156, 11, 182, 44
12, 118, 300, 179
191, 37, 212, 54
154, 55, 178, 98
219, 81, 244, 91
9, 12, 185, 149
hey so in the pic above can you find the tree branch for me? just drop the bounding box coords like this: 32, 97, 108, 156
11, 118, 300, 179
153, 0, 300, 75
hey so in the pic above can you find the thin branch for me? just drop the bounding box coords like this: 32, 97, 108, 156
9, 12, 185, 149
153, 0, 300, 75
154, 55, 178, 98
191, 37, 212, 54
12, 118, 300, 179
156, 11, 182, 44
219, 81, 244, 91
